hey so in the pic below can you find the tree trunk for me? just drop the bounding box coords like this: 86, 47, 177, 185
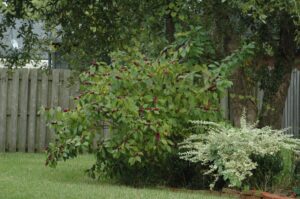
165, 12, 175, 43
259, 72, 293, 129
259, 13, 296, 129
211, 8, 260, 127
224, 28, 258, 126
229, 68, 258, 127
165, 0, 175, 43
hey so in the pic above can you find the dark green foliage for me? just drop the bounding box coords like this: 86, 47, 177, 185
161, 153, 213, 189
293, 156, 300, 188
247, 149, 298, 191
247, 154, 283, 191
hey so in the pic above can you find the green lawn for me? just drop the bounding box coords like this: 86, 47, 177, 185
0, 153, 235, 199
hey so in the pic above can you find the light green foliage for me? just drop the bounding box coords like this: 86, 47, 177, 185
43, 29, 254, 183
179, 113, 300, 189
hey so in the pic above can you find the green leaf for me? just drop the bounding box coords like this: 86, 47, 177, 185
128, 157, 136, 166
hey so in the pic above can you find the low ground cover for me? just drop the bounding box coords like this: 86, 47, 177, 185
0, 153, 235, 199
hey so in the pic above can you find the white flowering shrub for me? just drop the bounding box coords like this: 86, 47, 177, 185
179, 114, 300, 189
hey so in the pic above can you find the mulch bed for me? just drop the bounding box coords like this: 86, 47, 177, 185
222, 188, 298, 199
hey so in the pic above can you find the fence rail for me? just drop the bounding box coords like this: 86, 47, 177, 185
0, 69, 79, 152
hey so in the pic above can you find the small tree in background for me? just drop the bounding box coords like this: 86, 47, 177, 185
43, 29, 254, 185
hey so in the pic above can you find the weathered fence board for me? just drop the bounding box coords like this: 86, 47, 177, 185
28, 70, 38, 152
49, 70, 60, 144
9, 70, 19, 152
61, 70, 71, 109
0, 69, 7, 152
18, 69, 29, 152
39, 72, 48, 151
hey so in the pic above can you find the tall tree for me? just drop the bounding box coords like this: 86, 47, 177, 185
228, 0, 300, 128
0, 0, 299, 129
197, 0, 300, 128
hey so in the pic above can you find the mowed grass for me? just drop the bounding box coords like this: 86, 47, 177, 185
0, 153, 235, 199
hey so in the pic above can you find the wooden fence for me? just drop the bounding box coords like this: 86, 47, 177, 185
282, 69, 300, 137
0, 68, 299, 153
0, 69, 79, 152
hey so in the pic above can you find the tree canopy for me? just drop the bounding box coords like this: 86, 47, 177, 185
0, 0, 299, 128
